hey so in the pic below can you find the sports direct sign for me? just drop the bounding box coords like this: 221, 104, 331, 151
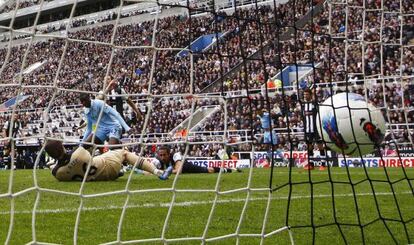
251, 151, 336, 167
339, 157, 414, 168
254, 151, 309, 160
187, 159, 251, 168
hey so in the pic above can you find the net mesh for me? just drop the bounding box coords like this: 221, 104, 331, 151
0, 0, 413, 243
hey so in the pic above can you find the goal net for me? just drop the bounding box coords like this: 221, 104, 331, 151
0, 0, 413, 243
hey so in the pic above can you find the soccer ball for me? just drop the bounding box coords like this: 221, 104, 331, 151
316, 93, 386, 156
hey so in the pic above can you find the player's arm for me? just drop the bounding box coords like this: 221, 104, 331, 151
103, 79, 116, 95
102, 102, 131, 132
120, 87, 143, 121
81, 116, 93, 142
126, 98, 143, 121
172, 160, 184, 174
44, 140, 73, 180
171, 152, 184, 174
93, 99, 130, 132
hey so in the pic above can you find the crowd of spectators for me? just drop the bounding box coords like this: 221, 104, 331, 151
0, 0, 48, 14
0, 146, 47, 169
0, 0, 214, 38
0, 0, 413, 165
1, 0, 123, 16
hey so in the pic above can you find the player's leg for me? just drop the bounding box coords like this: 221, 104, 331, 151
317, 141, 327, 170
123, 150, 167, 179
107, 137, 121, 146
262, 131, 273, 166
208, 167, 241, 173
179, 162, 209, 174
263, 130, 271, 144
91, 151, 124, 181
304, 133, 315, 170
107, 126, 123, 149
263, 130, 280, 168
82, 132, 105, 154
179, 162, 239, 174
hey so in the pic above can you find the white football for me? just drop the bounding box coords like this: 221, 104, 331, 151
316, 93, 386, 156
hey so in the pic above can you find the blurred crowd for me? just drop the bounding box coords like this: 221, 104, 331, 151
0, 0, 413, 165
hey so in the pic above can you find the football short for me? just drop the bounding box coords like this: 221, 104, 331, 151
95, 125, 122, 142
305, 132, 322, 143
181, 162, 209, 174
91, 149, 124, 181
263, 131, 278, 145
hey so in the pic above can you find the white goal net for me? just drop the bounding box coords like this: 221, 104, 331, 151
0, 0, 413, 243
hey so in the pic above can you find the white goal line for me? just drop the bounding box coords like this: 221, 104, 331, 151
0, 191, 411, 215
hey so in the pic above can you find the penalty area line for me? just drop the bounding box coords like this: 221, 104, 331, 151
0, 191, 412, 215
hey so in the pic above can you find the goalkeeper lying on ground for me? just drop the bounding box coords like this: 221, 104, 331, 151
44, 140, 172, 181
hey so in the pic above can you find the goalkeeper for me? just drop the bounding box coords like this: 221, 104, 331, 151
45, 140, 171, 181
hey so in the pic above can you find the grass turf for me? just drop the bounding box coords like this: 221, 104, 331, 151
0, 167, 413, 244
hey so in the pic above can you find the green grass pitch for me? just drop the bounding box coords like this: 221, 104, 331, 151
1, 167, 413, 244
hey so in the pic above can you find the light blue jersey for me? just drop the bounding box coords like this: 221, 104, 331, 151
260, 112, 271, 129
259, 112, 278, 145
82, 99, 131, 142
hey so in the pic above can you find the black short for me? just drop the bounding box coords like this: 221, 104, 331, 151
305, 132, 322, 143
181, 162, 209, 174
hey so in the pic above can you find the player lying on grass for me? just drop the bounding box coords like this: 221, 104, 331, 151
154, 146, 241, 174
44, 140, 172, 181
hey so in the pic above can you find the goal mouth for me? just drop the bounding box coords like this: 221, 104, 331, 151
0, 0, 413, 244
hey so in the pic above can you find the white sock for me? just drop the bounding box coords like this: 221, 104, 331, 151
154, 169, 163, 177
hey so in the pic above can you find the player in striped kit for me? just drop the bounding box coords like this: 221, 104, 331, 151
303, 88, 326, 170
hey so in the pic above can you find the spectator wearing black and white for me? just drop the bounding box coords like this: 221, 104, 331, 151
2, 114, 22, 158
2, 114, 22, 169
2, 115, 22, 139
0, 147, 9, 169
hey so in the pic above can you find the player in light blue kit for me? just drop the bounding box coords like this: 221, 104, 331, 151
258, 109, 278, 145
79, 93, 131, 150
258, 109, 289, 166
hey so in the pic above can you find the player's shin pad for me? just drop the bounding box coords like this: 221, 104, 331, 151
124, 152, 162, 176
